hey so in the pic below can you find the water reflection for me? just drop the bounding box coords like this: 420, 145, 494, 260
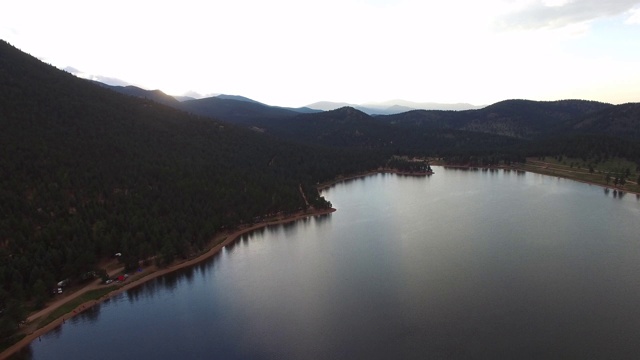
109, 214, 337, 310
157, 271, 179, 292
252, 226, 267, 237
313, 213, 332, 225
241, 234, 250, 245
75, 304, 101, 324
182, 266, 195, 284
126, 279, 157, 302
336, 175, 368, 188
281, 219, 299, 235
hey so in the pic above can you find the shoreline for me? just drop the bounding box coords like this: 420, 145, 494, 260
3, 164, 636, 358
0, 207, 335, 360
317, 168, 434, 191
438, 163, 640, 196
319, 164, 639, 196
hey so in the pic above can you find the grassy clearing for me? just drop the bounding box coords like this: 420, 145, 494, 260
37, 286, 116, 329
534, 156, 637, 175
522, 157, 640, 194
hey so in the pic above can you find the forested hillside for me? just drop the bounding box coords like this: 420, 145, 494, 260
564, 102, 640, 140
0, 41, 386, 340
96, 81, 639, 167
179, 96, 299, 124
98, 88, 321, 125
376, 99, 613, 139
196, 98, 638, 166
196, 106, 527, 162
94, 83, 182, 108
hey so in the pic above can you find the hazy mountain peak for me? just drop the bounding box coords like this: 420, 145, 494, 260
216, 94, 263, 105
92, 82, 180, 107
63, 66, 131, 87
362, 99, 484, 112
306, 100, 485, 115
306, 101, 353, 111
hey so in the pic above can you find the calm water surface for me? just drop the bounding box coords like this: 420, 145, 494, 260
16, 168, 640, 359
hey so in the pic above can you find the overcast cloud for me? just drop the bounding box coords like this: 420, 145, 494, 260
63, 67, 131, 87
496, 0, 640, 29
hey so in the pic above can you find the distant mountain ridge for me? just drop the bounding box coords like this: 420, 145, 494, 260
565, 102, 640, 140
253, 106, 400, 148
92, 83, 182, 107
216, 94, 262, 104
375, 99, 614, 139
174, 95, 197, 102
88, 80, 639, 148
306, 100, 484, 115
92, 82, 321, 123
92, 79, 638, 146
213, 94, 321, 114
210, 99, 640, 160
178, 96, 300, 123
90, 90, 484, 117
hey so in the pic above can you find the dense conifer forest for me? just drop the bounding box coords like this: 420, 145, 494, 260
0, 41, 386, 340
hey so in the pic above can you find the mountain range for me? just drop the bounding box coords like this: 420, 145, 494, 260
96, 82, 484, 116
306, 100, 484, 114
96, 80, 640, 152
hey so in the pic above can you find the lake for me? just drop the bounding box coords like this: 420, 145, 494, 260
14, 168, 640, 359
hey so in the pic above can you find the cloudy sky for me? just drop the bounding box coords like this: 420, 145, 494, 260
2, 0, 639, 107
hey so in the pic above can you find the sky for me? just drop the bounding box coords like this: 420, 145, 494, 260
2, 0, 640, 107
